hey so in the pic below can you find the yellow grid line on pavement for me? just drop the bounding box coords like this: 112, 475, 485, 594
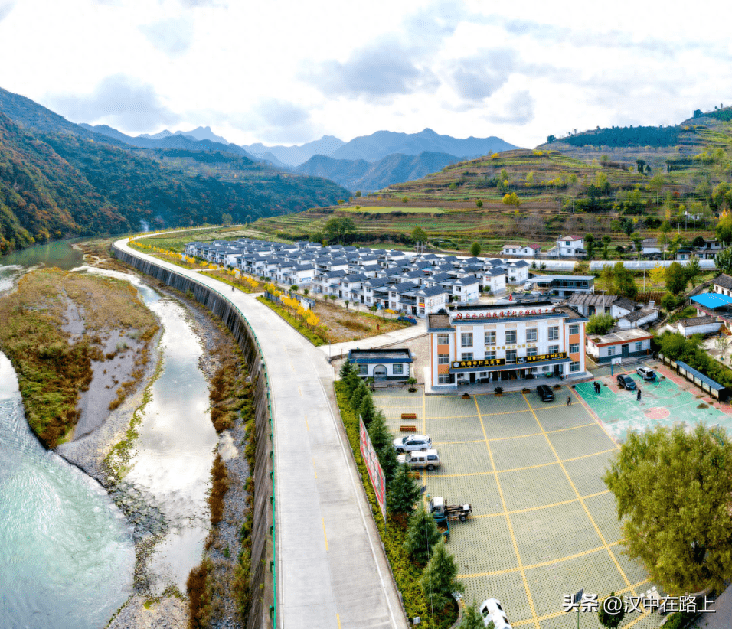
432, 421, 598, 446
431, 447, 617, 478
474, 395, 540, 629
522, 392, 633, 593
472, 489, 611, 519
511, 579, 651, 628
458, 540, 624, 579
572, 386, 623, 449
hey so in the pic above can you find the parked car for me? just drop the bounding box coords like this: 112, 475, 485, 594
393, 434, 432, 453
397, 449, 441, 471
636, 366, 656, 381
479, 598, 512, 629
616, 374, 637, 390
537, 384, 555, 402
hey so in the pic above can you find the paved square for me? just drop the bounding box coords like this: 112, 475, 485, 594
374, 386, 666, 628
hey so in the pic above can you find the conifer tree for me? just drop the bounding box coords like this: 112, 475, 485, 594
421, 540, 464, 613
387, 463, 422, 524
405, 504, 442, 566
458, 602, 486, 629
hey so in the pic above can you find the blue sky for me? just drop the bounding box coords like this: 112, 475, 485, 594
0, 0, 730, 147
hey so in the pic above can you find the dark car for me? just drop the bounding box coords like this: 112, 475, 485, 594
616, 374, 637, 391
537, 384, 555, 402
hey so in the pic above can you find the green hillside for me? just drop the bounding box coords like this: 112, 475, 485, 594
0, 112, 350, 253
254, 108, 731, 253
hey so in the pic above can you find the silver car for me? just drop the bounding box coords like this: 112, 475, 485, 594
393, 434, 432, 453
636, 366, 656, 381
397, 449, 441, 471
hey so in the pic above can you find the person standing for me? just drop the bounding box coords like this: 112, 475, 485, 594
637, 388, 642, 402
567, 395, 572, 406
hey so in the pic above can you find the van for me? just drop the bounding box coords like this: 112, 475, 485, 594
536, 384, 554, 402
397, 449, 441, 471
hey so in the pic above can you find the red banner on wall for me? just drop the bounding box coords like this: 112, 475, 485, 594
360, 417, 386, 521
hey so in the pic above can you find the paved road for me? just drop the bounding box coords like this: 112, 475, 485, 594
116, 239, 405, 629
321, 318, 427, 359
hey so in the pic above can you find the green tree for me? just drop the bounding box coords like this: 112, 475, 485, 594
368, 411, 392, 453
412, 226, 428, 243
387, 463, 422, 524
475, 199, 483, 208
354, 190, 362, 197
458, 602, 486, 629
603, 424, 731, 594
585, 233, 595, 258
502, 192, 521, 207
587, 313, 615, 335
421, 540, 464, 614
613, 262, 638, 298
221, 212, 233, 225
598, 593, 625, 628
404, 505, 442, 566
378, 443, 400, 487
470, 242, 481, 256
359, 393, 376, 426
684, 256, 701, 288
526, 171, 535, 186
350, 379, 369, 412
324, 217, 356, 243
715, 247, 731, 274
665, 262, 687, 295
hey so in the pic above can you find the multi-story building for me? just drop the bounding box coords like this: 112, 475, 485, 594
428, 302, 587, 389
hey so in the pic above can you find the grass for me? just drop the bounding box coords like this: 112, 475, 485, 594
344, 206, 448, 214
0, 269, 158, 449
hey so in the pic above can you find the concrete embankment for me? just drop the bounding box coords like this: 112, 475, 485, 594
113, 246, 275, 629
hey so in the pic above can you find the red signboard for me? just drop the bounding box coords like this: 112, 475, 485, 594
360, 417, 386, 520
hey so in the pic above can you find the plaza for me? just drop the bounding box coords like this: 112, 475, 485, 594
374, 385, 671, 629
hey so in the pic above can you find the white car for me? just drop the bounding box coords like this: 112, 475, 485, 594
393, 434, 432, 453
397, 449, 441, 471
479, 598, 511, 629
636, 366, 656, 381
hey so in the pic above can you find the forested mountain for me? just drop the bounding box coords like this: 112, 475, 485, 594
0, 89, 351, 253
296, 151, 460, 192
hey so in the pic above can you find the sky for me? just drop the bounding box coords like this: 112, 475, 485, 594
0, 0, 730, 149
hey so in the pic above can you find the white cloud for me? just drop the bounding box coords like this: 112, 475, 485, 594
139, 17, 194, 56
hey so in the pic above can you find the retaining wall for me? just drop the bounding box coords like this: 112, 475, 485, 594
113, 246, 277, 628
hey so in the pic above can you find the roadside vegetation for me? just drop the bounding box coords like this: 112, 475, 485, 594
335, 362, 461, 628
0, 268, 158, 448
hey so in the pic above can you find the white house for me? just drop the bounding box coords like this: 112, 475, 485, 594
585, 328, 653, 363
501, 243, 541, 257
347, 348, 413, 381
676, 316, 722, 337
481, 268, 506, 295
505, 261, 530, 285
713, 273, 732, 297
554, 235, 585, 258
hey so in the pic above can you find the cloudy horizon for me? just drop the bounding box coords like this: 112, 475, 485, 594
0, 0, 730, 148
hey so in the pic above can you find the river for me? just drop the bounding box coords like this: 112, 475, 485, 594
0, 242, 216, 626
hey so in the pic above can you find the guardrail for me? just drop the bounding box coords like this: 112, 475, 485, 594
112, 243, 278, 628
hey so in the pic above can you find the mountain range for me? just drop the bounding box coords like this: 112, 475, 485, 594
0, 86, 350, 253
242, 129, 516, 167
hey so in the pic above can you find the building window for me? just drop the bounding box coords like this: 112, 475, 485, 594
484, 331, 496, 345
505, 331, 517, 345
607, 346, 616, 356
486, 350, 496, 360
526, 328, 538, 342
393, 363, 404, 375
438, 374, 452, 384
570, 361, 581, 373
437, 333, 449, 345
527, 346, 538, 357
569, 324, 579, 335
461, 332, 473, 347
549, 345, 559, 355
570, 343, 580, 354
461, 353, 474, 362
506, 350, 517, 364
635, 341, 643, 352
359, 364, 368, 375
548, 327, 559, 341
438, 354, 449, 365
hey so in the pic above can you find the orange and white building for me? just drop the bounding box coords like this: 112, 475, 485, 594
427, 302, 588, 389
